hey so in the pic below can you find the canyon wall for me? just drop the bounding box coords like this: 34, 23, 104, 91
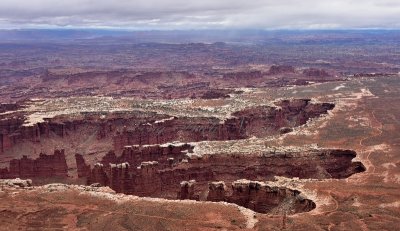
0, 99, 334, 155
0, 149, 68, 179
206, 180, 316, 214
113, 99, 335, 149
0, 111, 167, 154
84, 148, 365, 198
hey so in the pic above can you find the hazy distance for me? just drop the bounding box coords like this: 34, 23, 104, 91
0, 0, 399, 29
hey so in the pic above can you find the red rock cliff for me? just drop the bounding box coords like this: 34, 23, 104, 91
0, 149, 68, 179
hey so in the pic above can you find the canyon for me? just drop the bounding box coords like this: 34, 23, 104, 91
0, 97, 365, 215
0, 99, 334, 155
0, 30, 399, 230
80, 145, 363, 214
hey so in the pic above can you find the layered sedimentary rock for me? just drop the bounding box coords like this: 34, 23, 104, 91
87, 160, 161, 196
112, 116, 243, 149
0, 110, 166, 154
86, 150, 319, 214
207, 181, 227, 202
114, 99, 334, 149
231, 99, 334, 137
178, 180, 197, 200
0, 132, 13, 153
226, 180, 315, 214
0, 149, 68, 179
84, 148, 365, 200
0, 116, 25, 153
0, 103, 20, 113
302, 68, 332, 78
268, 65, 296, 75
0, 178, 32, 188
0, 116, 63, 153
133, 161, 162, 196
75, 154, 91, 178
157, 149, 365, 195
88, 163, 109, 187
109, 162, 134, 194
83, 143, 193, 195
205, 179, 314, 214
86, 143, 193, 172
0, 97, 348, 215
223, 71, 263, 79
0, 99, 334, 156
200, 89, 231, 99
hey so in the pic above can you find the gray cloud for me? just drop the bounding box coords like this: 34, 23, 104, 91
0, 0, 399, 29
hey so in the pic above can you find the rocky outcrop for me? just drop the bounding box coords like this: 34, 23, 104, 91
353, 72, 398, 77
0, 103, 20, 113
0, 111, 167, 154
200, 90, 231, 99
75, 154, 91, 178
0, 116, 61, 152
207, 181, 227, 202
114, 99, 335, 148
223, 71, 263, 79
157, 149, 364, 196
0, 99, 334, 156
84, 143, 193, 196
0, 149, 68, 179
279, 127, 293, 134
302, 68, 331, 78
268, 65, 295, 75
112, 116, 240, 149
133, 161, 162, 196
0, 119, 66, 153
108, 162, 134, 194
85, 148, 364, 199
178, 180, 197, 200
231, 99, 334, 137
228, 180, 315, 214
100, 151, 118, 166
88, 163, 109, 187
205, 179, 316, 214
99, 143, 193, 168
0, 116, 25, 153
0, 132, 13, 153
87, 160, 161, 196
0, 178, 32, 188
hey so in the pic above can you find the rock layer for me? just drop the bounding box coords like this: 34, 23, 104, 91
227, 180, 315, 214
0, 149, 68, 179
0, 99, 334, 155
84, 147, 365, 201
114, 99, 334, 149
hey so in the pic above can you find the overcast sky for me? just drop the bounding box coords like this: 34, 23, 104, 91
0, 0, 399, 29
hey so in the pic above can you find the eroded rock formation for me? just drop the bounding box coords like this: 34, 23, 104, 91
0, 103, 20, 113
178, 180, 197, 200
207, 181, 227, 202
0, 97, 360, 216
83, 147, 365, 201
268, 65, 296, 75
0, 99, 334, 156
75, 154, 91, 178
0, 149, 68, 179
226, 180, 315, 214
223, 71, 263, 80
90, 143, 193, 171
87, 160, 162, 196
0, 178, 32, 188
302, 68, 332, 78
114, 99, 335, 149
